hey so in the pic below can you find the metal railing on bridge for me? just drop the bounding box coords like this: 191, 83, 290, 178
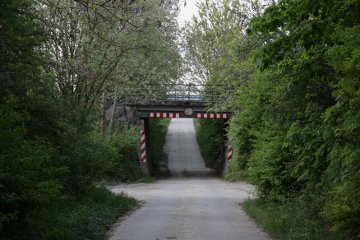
120, 84, 233, 104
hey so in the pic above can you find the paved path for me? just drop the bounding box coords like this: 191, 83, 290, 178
108, 119, 269, 240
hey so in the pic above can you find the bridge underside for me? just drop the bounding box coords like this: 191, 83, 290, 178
130, 102, 231, 119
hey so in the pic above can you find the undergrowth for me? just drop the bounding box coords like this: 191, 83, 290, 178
2, 186, 137, 240
193, 118, 224, 170
242, 198, 340, 240
148, 118, 170, 175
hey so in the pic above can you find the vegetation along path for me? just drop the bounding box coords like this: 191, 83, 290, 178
108, 119, 268, 240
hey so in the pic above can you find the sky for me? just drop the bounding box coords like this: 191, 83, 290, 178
176, 1, 203, 83
177, 0, 200, 25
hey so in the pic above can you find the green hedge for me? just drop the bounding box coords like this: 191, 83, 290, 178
148, 119, 170, 175
243, 198, 340, 240
0, 98, 141, 238
193, 119, 224, 170
4, 186, 137, 240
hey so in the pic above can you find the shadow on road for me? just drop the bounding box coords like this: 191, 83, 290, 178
161, 169, 218, 180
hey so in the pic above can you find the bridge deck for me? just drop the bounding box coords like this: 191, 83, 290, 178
112, 84, 234, 118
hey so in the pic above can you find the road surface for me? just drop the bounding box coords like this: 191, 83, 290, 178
108, 119, 269, 240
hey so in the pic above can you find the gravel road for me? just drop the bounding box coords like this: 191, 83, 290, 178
108, 119, 269, 240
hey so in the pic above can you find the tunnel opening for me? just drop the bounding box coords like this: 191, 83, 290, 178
141, 117, 229, 179
193, 118, 228, 174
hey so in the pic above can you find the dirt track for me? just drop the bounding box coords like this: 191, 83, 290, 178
108, 119, 269, 240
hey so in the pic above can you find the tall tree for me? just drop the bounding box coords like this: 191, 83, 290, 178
184, 0, 271, 110
0, 0, 44, 100
38, 0, 182, 128
243, 0, 360, 236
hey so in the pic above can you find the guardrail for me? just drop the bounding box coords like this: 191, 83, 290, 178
119, 84, 233, 104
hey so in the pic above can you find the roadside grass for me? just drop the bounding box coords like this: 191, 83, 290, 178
100, 176, 156, 186
224, 163, 248, 181
13, 186, 137, 240
242, 198, 340, 240
129, 176, 156, 184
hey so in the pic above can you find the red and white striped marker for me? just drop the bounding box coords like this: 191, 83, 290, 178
148, 112, 181, 118
147, 112, 229, 119
196, 113, 228, 119
140, 130, 147, 164
227, 145, 233, 162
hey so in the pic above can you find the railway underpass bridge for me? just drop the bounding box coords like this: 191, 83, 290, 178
118, 84, 234, 175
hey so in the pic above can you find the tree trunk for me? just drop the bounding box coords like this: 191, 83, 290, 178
108, 86, 118, 135
100, 92, 107, 136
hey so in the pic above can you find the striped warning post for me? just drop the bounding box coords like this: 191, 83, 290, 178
227, 145, 233, 162
140, 130, 147, 164
196, 113, 228, 119
148, 112, 181, 118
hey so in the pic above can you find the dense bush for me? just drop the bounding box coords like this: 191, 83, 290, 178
243, 198, 340, 240
148, 119, 170, 175
193, 119, 225, 170
0, 4, 142, 232
56, 123, 142, 195
4, 186, 137, 240
0, 98, 141, 238
1, 0, 177, 238
0, 98, 62, 233
103, 126, 142, 181
224, 0, 360, 238
188, 0, 360, 237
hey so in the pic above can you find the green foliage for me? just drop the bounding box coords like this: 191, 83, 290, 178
0, 0, 44, 99
0, 98, 61, 234
1, 0, 180, 238
243, 198, 340, 240
184, 0, 269, 109
5, 186, 137, 240
190, 0, 360, 238
148, 119, 170, 175
105, 126, 142, 181
130, 176, 156, 184
226, 70, 278, 180
56, 123, 141, 195
242, 0, 360, 237
194, 119, 224, 170
39, 0, 182, 126
320, 25, 360, 237
0, 98, 140, 238
226, 0, 360, 237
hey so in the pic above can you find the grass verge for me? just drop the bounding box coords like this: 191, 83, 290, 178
242, 198, 340, 240
7, 186, 138, 240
